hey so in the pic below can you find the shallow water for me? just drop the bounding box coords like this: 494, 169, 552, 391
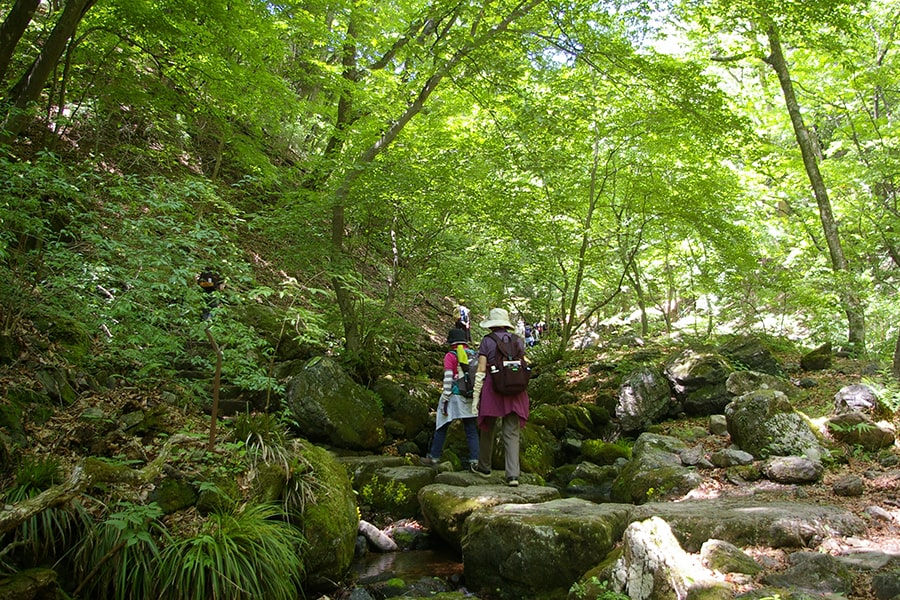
352, 546, 465, 585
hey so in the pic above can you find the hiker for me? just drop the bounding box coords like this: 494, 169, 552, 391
197, 268, 225, 320
420, 328, 480, 469
457, 300, 471, 342
524, 323, 535, 347
470, 307, 530, 487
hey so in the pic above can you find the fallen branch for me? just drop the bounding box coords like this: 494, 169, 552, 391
0, 433, 196, 536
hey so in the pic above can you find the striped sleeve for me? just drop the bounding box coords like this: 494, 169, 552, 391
442, 369, 454, 393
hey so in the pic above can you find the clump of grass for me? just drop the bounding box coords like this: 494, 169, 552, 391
13, 455, 64, 491
231, 411, 290, 470
282, 445, 320, 520
158, 502, 306, 600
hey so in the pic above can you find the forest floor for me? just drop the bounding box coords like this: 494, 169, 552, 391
3, 338, 899, 599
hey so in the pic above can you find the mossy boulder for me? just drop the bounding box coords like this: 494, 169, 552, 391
800, 342, 832, 371
0, 567, 60, 600
520, 423, 560, 476
527, 372, 569, 405
296, 439, 359, 591
725, 389, 823, 458
284, 356, 387, 450
610, 433, 702, 504
356, 465, 436, 518
582, 439, 631, 465
149, 478, 198, 513
559, 404, 600, 436
529, 404, 568, 437
373, 376, 432, 439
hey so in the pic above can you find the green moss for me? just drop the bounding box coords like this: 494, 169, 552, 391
581, 439, 631, 465
295, 439, 358, 588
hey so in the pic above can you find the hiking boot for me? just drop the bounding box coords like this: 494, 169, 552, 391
470, 463, 491, 477
506, 476, 519, 487
419, 456, 439, 466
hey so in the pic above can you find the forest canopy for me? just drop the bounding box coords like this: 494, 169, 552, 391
2, 0, 900, 380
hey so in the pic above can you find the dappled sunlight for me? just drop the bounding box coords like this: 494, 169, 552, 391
678, 479, 727, 501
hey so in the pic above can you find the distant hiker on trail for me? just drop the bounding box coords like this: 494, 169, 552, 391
457, 300, 471, 342
420, 328, 479, 470
470, 307, 531, 487
197, 268, 224, 320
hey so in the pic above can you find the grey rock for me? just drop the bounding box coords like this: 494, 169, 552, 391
610, 517, 725, 600
834, 383, 879, 414
709, 414, 728, 436
826, 412, 896, 451
832, 475, 865, 497
763, 551, 854, 595
616, 365, 674, 432
630, 498, 865, 550
710, 448, 755, 467
679, 444, 706, 466
762, 456, 823, 484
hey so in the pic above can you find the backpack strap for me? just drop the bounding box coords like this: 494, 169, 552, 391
488, 332, 518, 359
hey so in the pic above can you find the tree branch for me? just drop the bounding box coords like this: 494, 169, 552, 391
0, 434, 196, 536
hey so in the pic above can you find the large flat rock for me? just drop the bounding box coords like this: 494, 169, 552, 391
417, 483, 560, 550
462, 498, 632, 599
632, 498, 867, 551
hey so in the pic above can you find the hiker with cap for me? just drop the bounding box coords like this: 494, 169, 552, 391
420, 327, 480, 469
197, 267, 225, 321
457, 300, 471, 342
470, 307, 530, 487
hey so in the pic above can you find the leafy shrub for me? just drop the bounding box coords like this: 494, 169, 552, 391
70, 502, 169, 599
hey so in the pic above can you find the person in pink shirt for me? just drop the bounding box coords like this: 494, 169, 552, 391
420, 328, 479, 469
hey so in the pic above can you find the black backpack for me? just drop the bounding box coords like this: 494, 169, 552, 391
452, 347, 479, 398
197, 270, 221, 292
487, 332, 531, 395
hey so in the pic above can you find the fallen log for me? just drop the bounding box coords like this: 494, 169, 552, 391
0, 433, 197, 536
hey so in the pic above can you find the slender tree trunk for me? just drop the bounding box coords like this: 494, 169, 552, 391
892, 329, 900, 379
0, 0, 97, 145
629, 268, 649, 338
765, 23, 866, 352
0, 0, 40, 84
563, 134, 603, 350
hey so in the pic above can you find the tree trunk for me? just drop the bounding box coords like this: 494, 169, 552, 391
0, 0, 97, 145
765, 23, 866, 352
0, 0, 40, 84
893, 329, 900, 379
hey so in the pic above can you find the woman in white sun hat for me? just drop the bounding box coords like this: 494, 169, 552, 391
470, 307, 530, 487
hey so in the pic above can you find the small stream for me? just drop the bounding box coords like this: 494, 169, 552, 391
352, 545, 465, 585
